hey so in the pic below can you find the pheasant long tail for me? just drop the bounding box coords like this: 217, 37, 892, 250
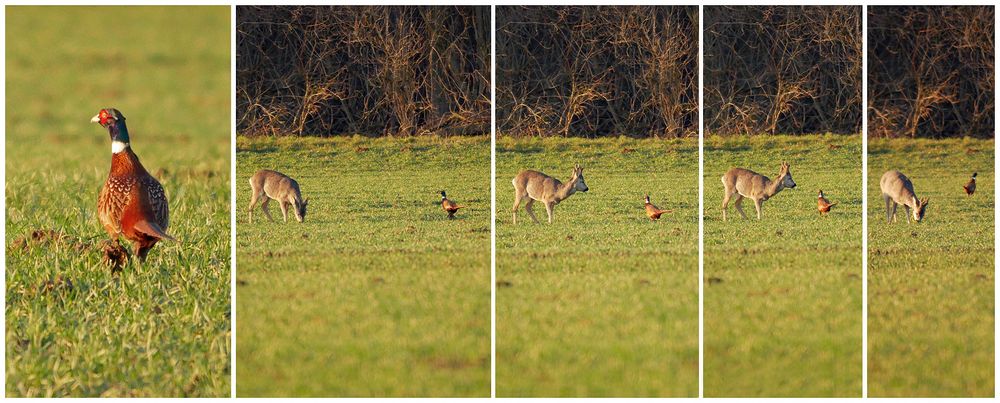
134, 220, 176, 241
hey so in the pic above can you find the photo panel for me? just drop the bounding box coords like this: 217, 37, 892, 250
867, 5, 995, 397
495, 5, 700, 397
234, 6, 491, 397
702, 5, 863, 397
5, 6, 232, 397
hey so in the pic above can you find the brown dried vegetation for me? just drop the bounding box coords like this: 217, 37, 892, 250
868, 6, 994, 138
237, 6, 490, 137
496, 6, 698, 138
704, 6, 862, 136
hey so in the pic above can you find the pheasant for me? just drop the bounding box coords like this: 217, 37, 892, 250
91, 108, 174, 263
963, 172, 977, 196
440, 191, 464, 219
644, 195, 673, 221
817, 189, 838, 215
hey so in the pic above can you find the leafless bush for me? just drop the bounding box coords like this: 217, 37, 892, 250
237, 6, 490, 137
496, 6, 698, 138
868, 6, 994, 139
704, 6, 861, 136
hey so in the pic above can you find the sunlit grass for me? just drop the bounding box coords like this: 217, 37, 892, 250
867, 137, 994, 397
5, 6, 231, 397
495, 136, 699, 397
235, 135, 491, 397
703, 134, 863, 397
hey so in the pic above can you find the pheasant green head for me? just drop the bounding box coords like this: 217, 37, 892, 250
91, 108, 130, 152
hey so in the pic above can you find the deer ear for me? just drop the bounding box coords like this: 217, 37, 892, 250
921, 197, 929, 206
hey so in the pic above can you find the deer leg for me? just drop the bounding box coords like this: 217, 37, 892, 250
753, 198, 763, 220
524, 199, 540, 224
248, 190, 261, 224
279, 201, 290, 223
721, 191, 733, 221
545, 202, 555, 224
903, 205, 911, 223
512, 194, 524, 225
882, 194, 892, 224
260, 198, 275, 222
734, 195, 749, 220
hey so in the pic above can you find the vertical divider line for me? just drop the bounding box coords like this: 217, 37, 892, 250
861, 4, 869, 399
0, 6, 6, 389
698, 3, 705, 399
490, 4, 497, 398
230, 3, 238, 399
995, 5, 999, 398
993, 5, 1000, 397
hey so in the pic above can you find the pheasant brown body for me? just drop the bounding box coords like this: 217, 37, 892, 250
817, 190, 837, 215
644, 195, 672, 221
964, 173, 977, 196
441, 191, 464, 219
93, 108, 173, 263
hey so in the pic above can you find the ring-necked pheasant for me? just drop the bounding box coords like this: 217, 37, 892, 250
963, 172, 977, 196
91, 108, 174, 263
644, 194, 673, 221
817, 189, 838, 215
440, 191, 464, 219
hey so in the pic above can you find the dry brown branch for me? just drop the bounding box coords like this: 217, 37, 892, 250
496, 6, 698, 138
704, 6, 862, 136
236, 6, 490, 137
868, 6, 994, 138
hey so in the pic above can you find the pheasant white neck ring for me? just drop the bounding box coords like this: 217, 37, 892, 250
112, 140, 129, 154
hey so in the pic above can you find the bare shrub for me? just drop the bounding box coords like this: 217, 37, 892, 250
237, 6, 490, 137
868, 6, 994, 139
704, 6, 862, 136
496, 6, 698, 138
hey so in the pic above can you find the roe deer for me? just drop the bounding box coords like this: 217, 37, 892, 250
880, 170, 928, 223
817, 190, 838, 215
644, 195, 673, 221
964, 172, 977, 196
720, 162, 796, 221
440, 190, 464, 219
248, 169, 309, 223
512, 164, 589, 224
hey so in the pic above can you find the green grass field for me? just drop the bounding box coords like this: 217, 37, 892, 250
867, 138, 994, 397
703, 134, 863, 397
5, 6, 231, 397
235, 135, 490, 397
495, 137, 699, 397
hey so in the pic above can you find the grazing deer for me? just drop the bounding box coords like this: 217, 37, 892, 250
512, 164, 589, 224
248, 169, 309, 223
963, 172, 977, 196
880, 170, 928, 223
817, 190, 838, 216
440, 190, 464, 219
720, 162, 796, 221
644, 195, 673, 221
